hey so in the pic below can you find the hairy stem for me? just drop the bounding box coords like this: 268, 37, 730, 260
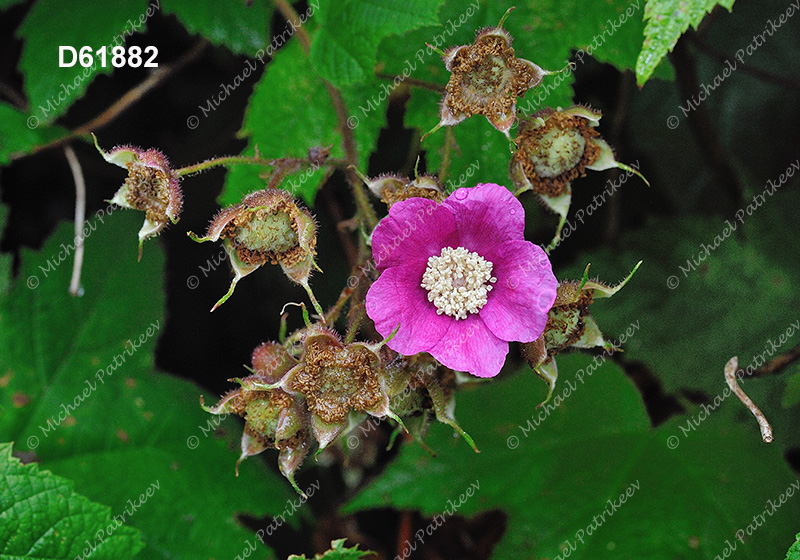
439, 126, 455, 186
175, 155, 281, 177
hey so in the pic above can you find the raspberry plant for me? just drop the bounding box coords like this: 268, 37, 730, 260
2, 1, 800, 559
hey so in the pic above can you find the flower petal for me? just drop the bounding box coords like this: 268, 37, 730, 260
371, 197, 457, 270
426, 315, 508, 378
366, 263, 453, 355
480, 240, 558, 343
443, 183, 524, 251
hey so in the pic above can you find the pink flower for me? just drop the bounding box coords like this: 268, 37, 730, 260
366, 183, 558, 378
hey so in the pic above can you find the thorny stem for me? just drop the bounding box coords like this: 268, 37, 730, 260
273, 0, 378, 230
724, 357, 774, 443
63, 145, 85, 297
15, 42, 208, 161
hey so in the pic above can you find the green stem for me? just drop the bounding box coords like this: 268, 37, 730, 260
175, 155, 280, 177
439, 126, 454, 186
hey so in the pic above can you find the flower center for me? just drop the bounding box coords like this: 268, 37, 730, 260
531, 127, 586, 178
421, 246, 497, 320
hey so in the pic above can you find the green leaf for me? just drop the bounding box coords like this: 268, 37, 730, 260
0, 211, 299, 560
0, 442, 143, 560
786, 533, 800, 560
288, 538, 373, 560
162, 0, 271, 56
0, 203, 10, 295
0, 103, 71, 165
310, 0, 445, 87
783, 368, 800, 409
347, 354, 800, 559
17, 0, 152, 123
636, 0, 735, 86
221, 39, 387, 207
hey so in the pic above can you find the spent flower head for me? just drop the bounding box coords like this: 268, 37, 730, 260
188, 188, 321, 312
201, 341, 310, 495
93, 134, 182, 260
510, 106, 648, 250
277, 326, 404, 450
424, 8, 554, 139
521, 262, 642, 405
366, 182, 558, 378
357, 170, 446, 208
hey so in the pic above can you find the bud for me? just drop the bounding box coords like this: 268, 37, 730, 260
93, 134, 182, 260
522, 261, 642, 405
307, 145, 332, 167
424, 9, 554, 139
188, 188, 320, 312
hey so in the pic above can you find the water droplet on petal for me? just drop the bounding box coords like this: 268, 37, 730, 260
455, 189, 468, 200
510, 209, 516, 215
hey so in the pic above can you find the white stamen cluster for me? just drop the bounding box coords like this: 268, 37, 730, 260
421, 246, 497, 320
